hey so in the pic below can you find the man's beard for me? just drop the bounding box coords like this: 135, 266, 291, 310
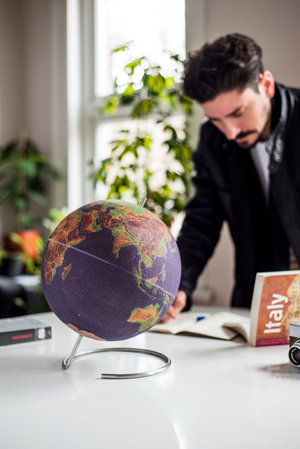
234, 111, 272, 149
234, 130, 257, 148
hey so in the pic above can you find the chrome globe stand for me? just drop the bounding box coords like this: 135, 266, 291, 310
62, 334, 171, 379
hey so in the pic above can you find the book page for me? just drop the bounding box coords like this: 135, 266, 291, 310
186, 312, 247, 340
0, 317, 49, 332
150, 312, 209, 334
150, 311, 248, 341
222, 319, 250, 342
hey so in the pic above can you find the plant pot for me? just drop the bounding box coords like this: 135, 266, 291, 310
0, 254, 23, 277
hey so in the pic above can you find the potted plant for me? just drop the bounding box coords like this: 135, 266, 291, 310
90, 45, 194, 228
0, 130, 61, 275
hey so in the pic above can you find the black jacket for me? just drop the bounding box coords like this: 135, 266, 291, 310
177, 83, 300, 308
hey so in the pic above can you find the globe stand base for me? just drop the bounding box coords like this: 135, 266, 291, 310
62, 334, 171, 379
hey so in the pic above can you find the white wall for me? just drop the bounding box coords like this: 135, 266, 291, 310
22, 0, 68, 210
0, 0, 67, 235
0, 0, 55, 148
0, 0, 25, 143
22, 0, 52, 156
205, 0, 300, 86
0, 0, 25, 234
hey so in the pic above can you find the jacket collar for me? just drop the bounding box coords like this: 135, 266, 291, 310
266, 83, 288, 173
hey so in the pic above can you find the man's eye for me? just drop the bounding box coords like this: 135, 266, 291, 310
233, 111, 243, 118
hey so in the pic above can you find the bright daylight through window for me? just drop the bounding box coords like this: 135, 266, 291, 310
94, 0, 186, 97
69, 0, 189, 229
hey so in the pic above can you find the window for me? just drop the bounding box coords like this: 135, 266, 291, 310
67, 0, 186, 210
94, 0, 186, 97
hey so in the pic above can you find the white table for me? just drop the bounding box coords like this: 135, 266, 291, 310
0, 308, 299, 449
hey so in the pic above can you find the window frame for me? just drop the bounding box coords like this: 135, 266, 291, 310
66, 0, 205, 209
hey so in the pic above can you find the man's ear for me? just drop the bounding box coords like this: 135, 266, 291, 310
259, 71, 275, 99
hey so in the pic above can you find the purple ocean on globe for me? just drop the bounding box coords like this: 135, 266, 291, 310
41, 200, 181, 341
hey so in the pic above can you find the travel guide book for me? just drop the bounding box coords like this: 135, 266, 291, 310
249, 270, 300, 346
0, 316, 52, 346
151, 270, 300, 346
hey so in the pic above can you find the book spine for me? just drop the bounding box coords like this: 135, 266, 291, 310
0, 326, 52, 346
255, 337, 289, 346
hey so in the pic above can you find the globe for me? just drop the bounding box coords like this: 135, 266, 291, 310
41, 200, 181, 341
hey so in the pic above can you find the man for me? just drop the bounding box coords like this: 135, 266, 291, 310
162, 33, 300, 322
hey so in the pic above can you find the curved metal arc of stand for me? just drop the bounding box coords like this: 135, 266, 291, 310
62, 334, 171, 379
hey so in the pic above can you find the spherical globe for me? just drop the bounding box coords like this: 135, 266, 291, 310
41, 200, 181, 341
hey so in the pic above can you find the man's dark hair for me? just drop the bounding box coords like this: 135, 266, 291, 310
182, 33, 264, 103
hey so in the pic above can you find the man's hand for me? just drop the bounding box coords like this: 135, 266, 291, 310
160, 290, 187, 323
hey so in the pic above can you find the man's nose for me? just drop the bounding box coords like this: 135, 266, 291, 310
223, 122, 241, 140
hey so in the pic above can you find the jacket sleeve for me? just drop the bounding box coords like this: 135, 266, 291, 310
177, 124, 226, 304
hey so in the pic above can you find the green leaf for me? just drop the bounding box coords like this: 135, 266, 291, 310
131, 99, 157, 118
112, 42, 132, 53
12, 197, 27, 211
122, 83, 135, 96
165, 77, 176, 89
15, 159, 38, 178
146, 74, 165, 95
124, 58, 144, 75
119, 143, 136, 160
99, 96, 120, 115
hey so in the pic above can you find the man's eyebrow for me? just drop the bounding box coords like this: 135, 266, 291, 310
208, 106, 243, 121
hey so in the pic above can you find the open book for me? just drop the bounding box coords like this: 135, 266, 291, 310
150, 311, 250, 341
151, 270, 300, 346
